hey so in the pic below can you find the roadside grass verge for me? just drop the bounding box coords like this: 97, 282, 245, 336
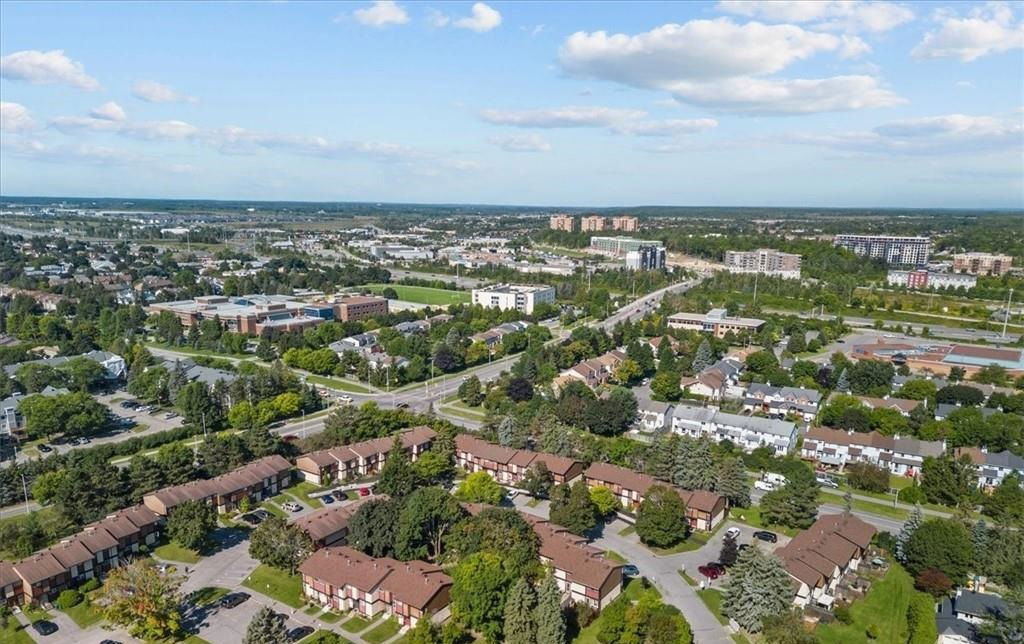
242, 564, 304, 608
153, 542, 202, 564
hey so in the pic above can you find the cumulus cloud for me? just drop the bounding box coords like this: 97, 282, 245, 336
717, 1, 914, 33
352, 1, 409, 27
427, 9, 450, 27
131, 80, 199, 104
912, 2, 1024, 62
455, 3, 502, 32
611, 118, 718, 136
0, 102, 36, 132
0, 49, 100, 90
558, 18, 901, 114
89, 101, 126, 122
1, 139, 138, 165
50, 114, 199, 141
480, 106, 646, 128
486, 134, 552, 152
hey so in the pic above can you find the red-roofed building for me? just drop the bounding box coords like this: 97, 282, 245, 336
454, 434, 585, 486
295, 426, 436, 486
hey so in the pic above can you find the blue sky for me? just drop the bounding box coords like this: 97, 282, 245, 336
1, 1, 1022, 208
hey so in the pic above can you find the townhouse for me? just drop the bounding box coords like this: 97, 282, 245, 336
801, 427, 945, 477
954, 447, 1024, 490
679, 357, 744, 401
743, 384, 822, 422
853, 395, 922, 416
937, 589, 1009, 644
776, 513, 876, 609
583, 462, 727, 531
454, 434, 585, 486
1, 504, 162, 606
469, 321, 530, 348
552, 349, 627, 394
2, 349, 127, 381
293, 497, 376, 548
670, 407, 799, 455
635, 399, 673, 433
143, 454, 293, 515
295, 426, 437, 486
299, 546, 452, 629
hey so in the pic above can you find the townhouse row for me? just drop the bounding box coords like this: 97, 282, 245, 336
551, 349, 627, 394
801, 427, 945, 478
295, 426, 437, 486
639, 404, 799, 456
1, 505, 162, 606
143, 454, 294, 516
454, 433, 585, 486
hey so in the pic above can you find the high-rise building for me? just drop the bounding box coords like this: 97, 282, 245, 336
471, 284, 556, 314
723, 249, 801, 279
610, 216, 638, 232
625, 246, 666, 271
590, 236, 664, 256
549, 215, 575, 232
952, 252, 1013, 276
833, 235, 930, 266
580, 216, 606, 232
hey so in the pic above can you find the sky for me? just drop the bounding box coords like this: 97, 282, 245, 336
1, 1, 1022, 208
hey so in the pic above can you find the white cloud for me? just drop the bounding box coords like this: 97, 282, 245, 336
455, 2, 502, 32
131, 80, 199, 104
427, 9, 450, 28
0, 102, 36, 132
912, 3, 1024, 62
611, 118, 718, 136
0, 49, 100, 90
487, 134, 552, 152
1, 139, 138, 165
353, 1, 409, 27
717, 1, 914, 34
89, 101, 126, 122
558, 18, 900, 114
480, 105, 646, 128
50, 114, 200, 141
203, 126, 428, 163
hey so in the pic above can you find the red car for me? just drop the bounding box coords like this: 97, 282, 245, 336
359, 487, 371, 497
698, 563, 726, 580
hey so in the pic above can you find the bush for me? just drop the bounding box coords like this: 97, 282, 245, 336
846, 462, 889, 493
915, 568, 953, 597
833, 603, 853, 624
899, 485, 926, 505
56, 588, 83, 609
573, 601, 597, 628
79, 577, 100, 592
866, 623, 879, 640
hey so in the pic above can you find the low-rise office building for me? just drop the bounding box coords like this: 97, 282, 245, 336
668, 308, 766, 338
151, 294, 324, 335
295, 427, 436, 486
471, 283, 556, 315
304, 296, 389, 322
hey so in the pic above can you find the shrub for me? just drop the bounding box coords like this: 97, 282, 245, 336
846, 462, 889, 493
574, 601, 597, 628
866, 623, 879, 640
915, 568, 953, 597
833, 603, 853, 624
79, 578, 101, 592
899, 485, 926, 505
56, 589, 83, 609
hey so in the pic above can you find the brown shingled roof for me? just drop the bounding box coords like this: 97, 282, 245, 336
13, 552, 66, 585
293, 497, 374, 542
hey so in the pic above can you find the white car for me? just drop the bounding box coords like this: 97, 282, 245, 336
282, 501, 302, 512
724, 527, 741, 541
754, 480, 776, 492
816, 476, 839, 489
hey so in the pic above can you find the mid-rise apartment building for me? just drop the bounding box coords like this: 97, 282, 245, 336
471, 283, 555, 315
549, 215, 576, 232
723, 249, 802, 279
833, 234, 931, 266
886, 270, 976, 291
610, 216, 639, 232
953, 252, 1013, 276
590, 236, 663, 256
625, 245, 666, 271
580, 216, 606, 232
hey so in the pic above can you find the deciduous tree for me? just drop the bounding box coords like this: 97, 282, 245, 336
102, 559, 184, 640
167, 499, 216, 552
248, 516, 313, 574
636, 484, 689, 548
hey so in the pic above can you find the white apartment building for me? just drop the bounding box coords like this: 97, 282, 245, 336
834, 234, 931, 266
670, 407, 798, 455
887, 269, 976, 291
723, 249, 802, 279
471, 283, 556, 315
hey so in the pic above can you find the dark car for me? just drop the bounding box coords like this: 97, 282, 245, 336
31, 621, 59, 636
253, 509, 270, 520
738, 543, 751, 552
288, 626, 315, 642
282, 435, 298, 442
622, 564, 639, 577
37, 443, 53, 453
99, 640, 124, 644
753, 530, 778, 543
219, 592, 251, 609
396, 402, 409, 409
322, 494, 335, 504
241, 512, 263, 525
697, 565, 722, 580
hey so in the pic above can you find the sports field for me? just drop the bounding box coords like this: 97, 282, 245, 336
365, 284, 470, 306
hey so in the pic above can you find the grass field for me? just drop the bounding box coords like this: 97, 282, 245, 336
365, 284, 470, 306
61, 597, 105, 628
243, 564, 304, 608
604, 549, 627, 563
364, 618, 401, 644
290, 481, 325, 509
303, 374, 373, 394
305, 631, 352, 644
341, 612, 383, 633
0, 620, 35, 644
154, 542, 202, 564
730, 505, 801, 537
188, 586, 230, 607
815, 565, 921, 644
697, 588, 728, 625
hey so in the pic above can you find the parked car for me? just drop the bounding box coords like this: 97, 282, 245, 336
219, 592, 251, 609
753, 480, 776, 492
164, 411, 178, 420
322, 494, 335, 504
753, 530, 778, 543
253, 509, 270, 521
37, 443, 53, 453
241, 513, 263, 525
99, 640, 124, 644
396, 402, 409, 409
72, 437, 90, 446
724, 527, 741, 540
622, 564, 640, 577
31, 621, 59, 636
288, 626, 315, 642
120, 400, 138, 409
738, 544, 751, 552
282, 501, 302, 512
816, 475, 839, 489
697, 565, 723, 580
359, 487, 371, 497
338, 395, 353, 404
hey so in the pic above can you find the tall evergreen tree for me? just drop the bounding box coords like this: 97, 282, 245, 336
535, 573, 566, 644
244, 425, 278, 458
760, 470, 819, 530
972, 518, 989, 567
692, 339, 713, 373
377, 435, 419, 498
675, 437, 715, 491
835, 368, 850, 393
243, 606, 288, 644
503, 577, 537, 644
715, 457, 750, 508
497, 415, 516, 447
722, 548, 793, 633
896, 504, 923, 563
644, 433, 678, 481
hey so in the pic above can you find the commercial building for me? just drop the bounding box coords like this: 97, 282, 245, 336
667, 308, 766, 338
580, 216, 606, 232
549, 215, 576, 232
582, 462, 727, 530
777, 514, 876, 609
801, 427, 944, 477
852, 341, 1024, 378
833, 234, 931, 266
953, 252, 1013, 276
143, 455, 292, 515
590, 236, 663, 256
295, 426, 436, 486
723, 249, 802, 279
886, 270, 976, 291
304, 295, 389, 322
625, 245, 666, 271
471, 283, 556, 315
610, 216, 639, 232
454, 434, 585, 486
300, 546, 452, 629
670, 408, 799, 455
151, 294, 324, 335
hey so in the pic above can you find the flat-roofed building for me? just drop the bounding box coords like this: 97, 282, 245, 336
471, 283, 555, 315
550, 215, 575, 232
333, 295, 389, 321
590, 236, 663, 256
953, 252, 1013, 276
581, 216, 606, 232
667, 308, 765, 338
834, 234, 930, 266
724, 249, 801, 279
150, 294, 323, 335
887, 270, 976, 291
625, 245, 666, 271
610, 216, 639, 232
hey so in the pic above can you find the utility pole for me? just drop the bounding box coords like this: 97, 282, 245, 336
1003, 288, 1014, 338
752, 271, 760, 306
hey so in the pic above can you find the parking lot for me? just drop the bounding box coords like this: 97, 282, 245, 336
97, 390, 184, 434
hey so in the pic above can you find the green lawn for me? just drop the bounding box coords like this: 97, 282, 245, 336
439, 403, 489, 423
242, 564, 304, 608
61, 597, 105, 628
22, 605, 54, 622
146, 342, 252, 360
188, 586, 230, 607
0, 619, 36, 644
604, 549, 627, 564
818, 490, 909, 520
815, 565, 921, 644
319, 611, 344, 624
365, 284, 470, 306
303, 374, 373, 394
618, 525, 636, 537
364, 618, 401, 644
289, 483, 326, 509
178, 636, 213, 644
154, 542, 202, 564
304, 631, 352, 644
341, 612, 383, 633
260, 501, 288, 518
730, 506, 801, 537
697, 588, 728, 625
